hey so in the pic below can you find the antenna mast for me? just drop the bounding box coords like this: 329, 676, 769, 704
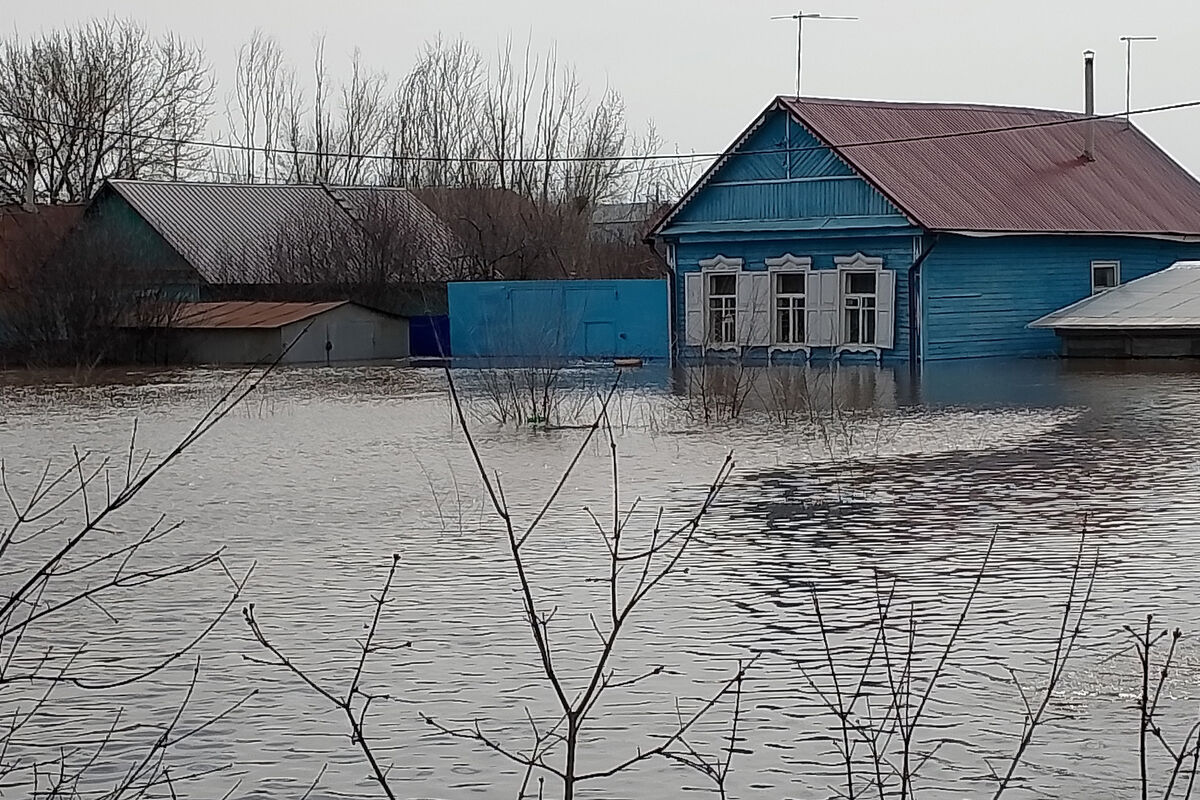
771, 10, 858, 97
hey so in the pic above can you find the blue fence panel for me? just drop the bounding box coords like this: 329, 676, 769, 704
409, 315, 451, 357
449, 280, 668, 360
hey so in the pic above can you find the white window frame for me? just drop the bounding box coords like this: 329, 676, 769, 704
765, 254, 812, 353
1091, 260, 1121, 294
698, 255, 743, 350
834, 253, 888, 358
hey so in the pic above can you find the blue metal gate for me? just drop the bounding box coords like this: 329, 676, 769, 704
448, 280, 668, 360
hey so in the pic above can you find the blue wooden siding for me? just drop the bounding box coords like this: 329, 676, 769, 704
668, 110, 907, 229
674, 235, 916, 364
922, 235, 1200, 360
448, 280, 669, 360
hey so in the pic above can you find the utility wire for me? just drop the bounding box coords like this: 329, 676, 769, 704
2, 98, 1199, 166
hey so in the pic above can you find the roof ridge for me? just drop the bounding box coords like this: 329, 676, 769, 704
781, 95, 1090, 119
109, 178, 418, 192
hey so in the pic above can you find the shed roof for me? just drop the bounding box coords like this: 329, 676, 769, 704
657, 97, 1200, 238
170, 301, 351, 329
105, 181, 463, 284
1030, 263, 1200, 330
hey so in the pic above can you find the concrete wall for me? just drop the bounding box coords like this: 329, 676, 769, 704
280, 303, 409, 363
169, 304, 408, 365
449, 279, 669, 360
171, 328, 282, 364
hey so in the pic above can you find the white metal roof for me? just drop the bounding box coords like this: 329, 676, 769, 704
1030, 262, 1200, 330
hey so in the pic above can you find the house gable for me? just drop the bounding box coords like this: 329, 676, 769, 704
659, 108, 910, 235
84, 186, 204, 289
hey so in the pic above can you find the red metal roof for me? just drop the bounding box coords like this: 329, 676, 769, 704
171, 301, 349, 329
775, 97, 1200, 236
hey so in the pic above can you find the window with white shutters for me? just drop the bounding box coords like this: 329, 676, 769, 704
684, 272, 704, 346
805, 270, 840, 347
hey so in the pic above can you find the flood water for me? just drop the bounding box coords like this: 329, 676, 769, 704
3, 359, 1200, 799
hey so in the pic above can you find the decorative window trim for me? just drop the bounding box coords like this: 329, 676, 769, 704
765, 254, 813, 271
835, 253, 894, 353
833, 344, 885, 367
834, 252, 885, 271
698, 254, 744, 271
768, 344, 813, 360
766, 254, 812, 351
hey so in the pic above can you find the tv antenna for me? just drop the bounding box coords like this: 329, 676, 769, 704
1119, 35, 1157, 128
771, 10, 858, 97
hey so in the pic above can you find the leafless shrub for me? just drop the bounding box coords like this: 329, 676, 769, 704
673, 358, 756, 425
243, 555, 410, 800
0, 358, 283, 797
797, 532, 1097, 800
466, 362, 573, 427
1124, 615, 1200, 800
426, 372, 754, 799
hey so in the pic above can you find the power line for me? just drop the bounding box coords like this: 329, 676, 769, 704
2, 98, 1200, 168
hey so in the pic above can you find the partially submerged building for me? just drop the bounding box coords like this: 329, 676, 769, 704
1030, 262, 1200, 357
651, 85, 1200, 363
61, 180, 462, 359
135, 301, 410, 365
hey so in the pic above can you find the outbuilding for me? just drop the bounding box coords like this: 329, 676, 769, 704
141, 301, 409, 365
651, 89, 1200, 363
1030, 262, 1200, 357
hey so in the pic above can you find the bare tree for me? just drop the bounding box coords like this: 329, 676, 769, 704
221, 29, 293, 183
0, 19, 212, 203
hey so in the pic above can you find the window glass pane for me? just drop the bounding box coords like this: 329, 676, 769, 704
777, 273, 804, 294
710, 274, 736, 295
847, 272, 876, 294
1093, 266, 1116, 287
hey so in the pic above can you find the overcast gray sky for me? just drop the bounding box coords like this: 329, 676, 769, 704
9, 0, 1200, 173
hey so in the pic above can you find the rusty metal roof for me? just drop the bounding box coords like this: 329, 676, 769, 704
1031, 262, 1200, 330
170, 301, 349, 329
105, 181, 463, 284
778, 97, 1200, 236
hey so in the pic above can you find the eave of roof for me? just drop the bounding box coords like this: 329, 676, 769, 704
169, 300, 350, 329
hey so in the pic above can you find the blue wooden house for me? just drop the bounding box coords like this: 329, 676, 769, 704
651, 97, 1200, 362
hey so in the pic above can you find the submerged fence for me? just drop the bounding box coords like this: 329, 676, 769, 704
448, 279, 668, 360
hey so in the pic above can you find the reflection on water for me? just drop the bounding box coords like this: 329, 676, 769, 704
2, 359, 1200, 799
